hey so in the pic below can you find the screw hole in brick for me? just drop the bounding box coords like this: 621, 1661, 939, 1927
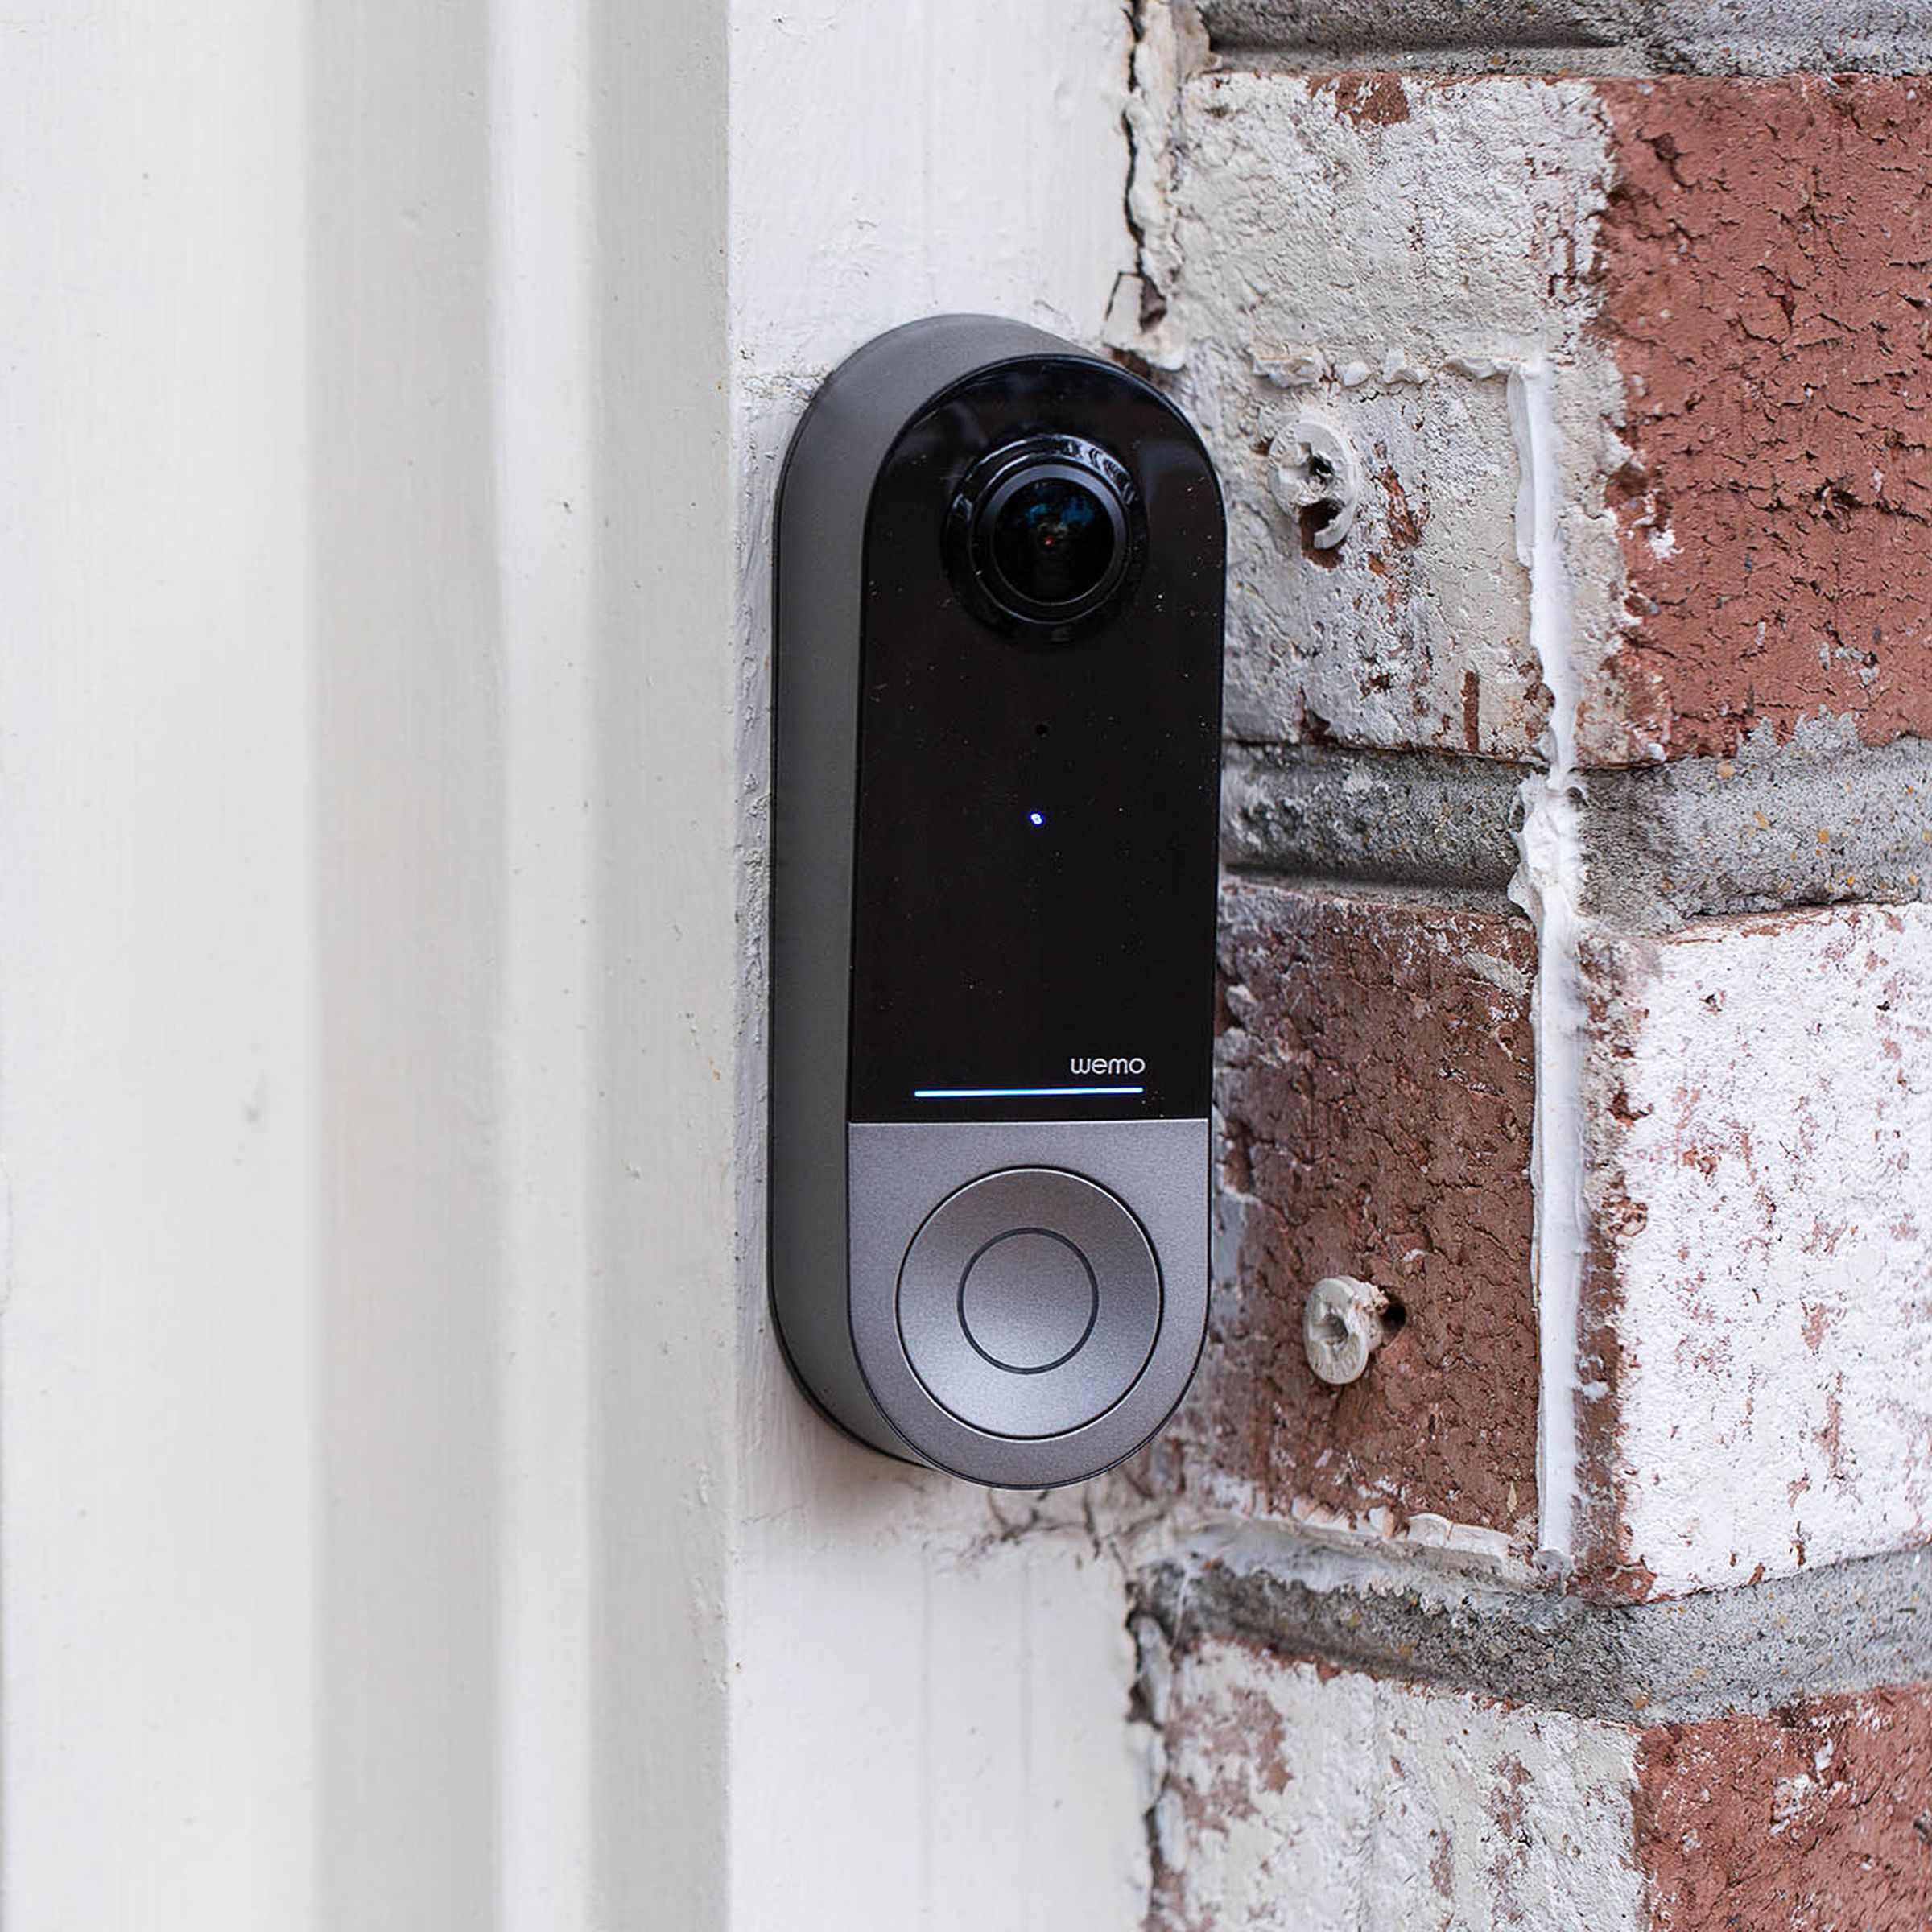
1382, 1297, 1407, 1335
1297, 504, 1346, 567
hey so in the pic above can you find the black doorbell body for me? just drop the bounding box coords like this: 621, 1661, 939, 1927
769, 316, 1225, 1488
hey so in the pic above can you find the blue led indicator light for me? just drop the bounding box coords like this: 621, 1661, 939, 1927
1028, 811, 1044, 826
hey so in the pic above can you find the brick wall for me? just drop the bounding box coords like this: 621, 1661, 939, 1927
1112, 4, 1932, 1923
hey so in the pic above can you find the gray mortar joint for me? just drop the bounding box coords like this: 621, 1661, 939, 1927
1133, 1534, 1932, 1727
1220, 728, 1932, 929
1197, 0, 1932, 77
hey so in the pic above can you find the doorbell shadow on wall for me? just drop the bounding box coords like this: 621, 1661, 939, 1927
769, 316, 1225, 1488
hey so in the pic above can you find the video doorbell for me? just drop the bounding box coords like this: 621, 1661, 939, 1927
769, 316, 1225, 1487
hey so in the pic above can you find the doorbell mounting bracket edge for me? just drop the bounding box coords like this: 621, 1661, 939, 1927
769, 315, 1226, 1488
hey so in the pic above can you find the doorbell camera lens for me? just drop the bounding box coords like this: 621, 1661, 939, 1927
951, 436, 1141, 637
985, 469, 1121, 612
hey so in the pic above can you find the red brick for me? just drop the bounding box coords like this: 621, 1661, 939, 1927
1158, 881, 1540, 1550
1637, 1686, 1932, 1930
1599, 77, 1932, 760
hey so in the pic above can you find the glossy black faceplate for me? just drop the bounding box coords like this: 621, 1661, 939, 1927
847, 357, 1224, 1125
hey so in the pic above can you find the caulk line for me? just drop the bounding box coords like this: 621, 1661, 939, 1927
1509, 357, 1588, 1578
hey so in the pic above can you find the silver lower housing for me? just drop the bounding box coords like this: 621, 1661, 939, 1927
846, 1117, 1209, 1488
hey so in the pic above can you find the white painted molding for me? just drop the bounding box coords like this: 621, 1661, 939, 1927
0, 5, 316, 1926
0, 3, 1143, 1925
725, 6, 1148, 1926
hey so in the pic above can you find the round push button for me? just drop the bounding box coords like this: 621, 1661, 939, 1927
960, 1228, 1098, 1371
897, 1168, 1162, 1439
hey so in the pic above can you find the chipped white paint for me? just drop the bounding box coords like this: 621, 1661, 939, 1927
1150, 1635, 1645, 1931
1106, 0, 1204, 370
1214, 351, 1542, 753
1592, 904, 1932, 1594
1112, 69, 1629, 760
1158, 75, 1610, 359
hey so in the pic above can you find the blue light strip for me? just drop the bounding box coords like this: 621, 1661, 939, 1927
912, 1084, 1145, 1099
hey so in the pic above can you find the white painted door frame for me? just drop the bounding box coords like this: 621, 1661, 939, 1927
2, 3, 1150, 1926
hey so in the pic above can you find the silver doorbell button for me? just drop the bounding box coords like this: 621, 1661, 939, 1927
896, 1168, 1161, 1439
769, 316, 1224, 1488
959, 1228, 1098, 1373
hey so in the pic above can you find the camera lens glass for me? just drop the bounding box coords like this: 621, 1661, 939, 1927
987, 476, 1118, 610
949, 436, 1141, 638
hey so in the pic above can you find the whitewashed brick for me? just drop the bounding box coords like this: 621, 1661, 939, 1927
1584, 903, 1932, 1595
1149, 1634, 1644, 1931
1212, 368, 1539, 755
1152, 72, 1625, 761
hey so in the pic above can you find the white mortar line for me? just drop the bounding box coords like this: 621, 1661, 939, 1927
1508, 360, 1588, 1575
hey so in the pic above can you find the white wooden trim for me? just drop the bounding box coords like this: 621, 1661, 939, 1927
586, 1, 737, 1925
490, 0, 598, 1919
0, 4, 1148, 1922
1, 5, 316, 1924
725, 6, 1151, 1926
